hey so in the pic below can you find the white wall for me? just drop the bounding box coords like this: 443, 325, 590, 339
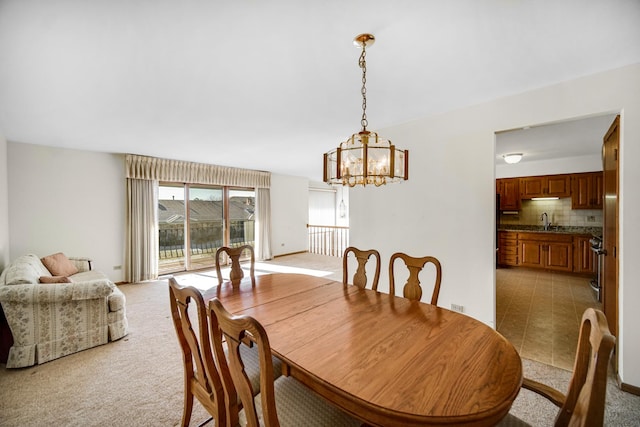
351, 64, 640, 388
268, 173, 309, 257
7, 143, 126, 281
6, 146, 314, 272
0, 133, 9, 271
496, 153, 602, 178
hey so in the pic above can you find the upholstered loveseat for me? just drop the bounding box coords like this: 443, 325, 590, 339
0, 253, 128, 368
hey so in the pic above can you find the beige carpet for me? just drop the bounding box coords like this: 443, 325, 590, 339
1, 275, 639, 426
0, 279, 211, 427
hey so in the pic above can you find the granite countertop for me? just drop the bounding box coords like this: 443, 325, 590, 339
498, 224, 603, 237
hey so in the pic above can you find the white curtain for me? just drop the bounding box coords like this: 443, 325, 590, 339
125, 179, 159, 282
255, 188, 272, 260
309, 188, 337, 226
125, 154, 270, 188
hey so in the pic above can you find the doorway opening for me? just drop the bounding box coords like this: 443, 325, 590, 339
494, 112, 619, 370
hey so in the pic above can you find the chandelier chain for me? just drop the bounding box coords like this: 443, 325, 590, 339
359, 45, 368, 131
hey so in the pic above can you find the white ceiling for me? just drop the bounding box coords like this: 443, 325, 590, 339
495, 113, 619, 165
1, 1, 639, 181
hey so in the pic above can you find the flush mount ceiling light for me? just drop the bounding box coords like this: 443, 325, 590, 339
503, 153, 523, 164
323, 33, 408, 187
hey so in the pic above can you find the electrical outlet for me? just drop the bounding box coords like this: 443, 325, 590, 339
451, 304, 464, 313
113, 265, 122, 270
587, 216, 596, 222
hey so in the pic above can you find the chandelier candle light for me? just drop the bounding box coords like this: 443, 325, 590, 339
323, 33, 408, 187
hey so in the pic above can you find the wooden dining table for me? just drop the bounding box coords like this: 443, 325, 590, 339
201, 272, 523, 427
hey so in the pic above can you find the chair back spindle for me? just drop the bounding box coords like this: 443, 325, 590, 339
342, 246, 381, 290
216, 245, 256, 286
389, 252, 442, 304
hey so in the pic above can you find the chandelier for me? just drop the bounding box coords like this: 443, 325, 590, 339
323, 34, 409, 187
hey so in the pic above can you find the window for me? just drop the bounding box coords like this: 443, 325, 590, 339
158, 183, 255, 275
309, 188, 336, 226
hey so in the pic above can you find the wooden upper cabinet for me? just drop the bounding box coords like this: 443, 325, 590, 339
519, 176, 544, 198
496, 178, 521, 210
571, 172, 603, 209
520, 174, 571, 199
547, 174, 572, 197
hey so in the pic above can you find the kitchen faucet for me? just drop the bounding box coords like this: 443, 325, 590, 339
541, 212, 551, 231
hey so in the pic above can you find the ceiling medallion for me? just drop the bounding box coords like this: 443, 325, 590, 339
323, 34, 408, 187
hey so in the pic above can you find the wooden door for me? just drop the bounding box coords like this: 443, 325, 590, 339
602, 116, 619, 337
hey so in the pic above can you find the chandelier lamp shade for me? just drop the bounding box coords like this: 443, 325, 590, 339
323, 33, 408, 187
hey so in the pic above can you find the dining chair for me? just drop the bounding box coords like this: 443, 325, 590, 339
216, 245, 255, 286
169, 278, 280, 427
342, 246, 381, 290
388, 252, 442, 304
499, 307, 616, 427
168, 277, 227, 427
208, 298, 361, 427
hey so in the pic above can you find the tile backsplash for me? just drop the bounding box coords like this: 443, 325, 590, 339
499, 198, 602, 227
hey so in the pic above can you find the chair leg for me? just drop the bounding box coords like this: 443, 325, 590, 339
182, 388, 194, 427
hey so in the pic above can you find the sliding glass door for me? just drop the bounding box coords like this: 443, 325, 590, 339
188, 186, 224, 270
158, 183, 255, 275
158, 184, 187, 273
229, 188, 255, 247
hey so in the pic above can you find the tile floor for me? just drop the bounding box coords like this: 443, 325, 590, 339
496, 267, 601, 370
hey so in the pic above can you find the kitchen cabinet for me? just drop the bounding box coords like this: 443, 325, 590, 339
571, 172, 603, 209
573, 235, 597, 274
520, 174, 571, 199
518, 232, 573, 272
496, 178, 521, 210
498, 231, 518, 266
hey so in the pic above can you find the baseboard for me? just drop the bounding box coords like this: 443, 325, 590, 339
272, 251, 308, 258
617, 374, 640, 396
